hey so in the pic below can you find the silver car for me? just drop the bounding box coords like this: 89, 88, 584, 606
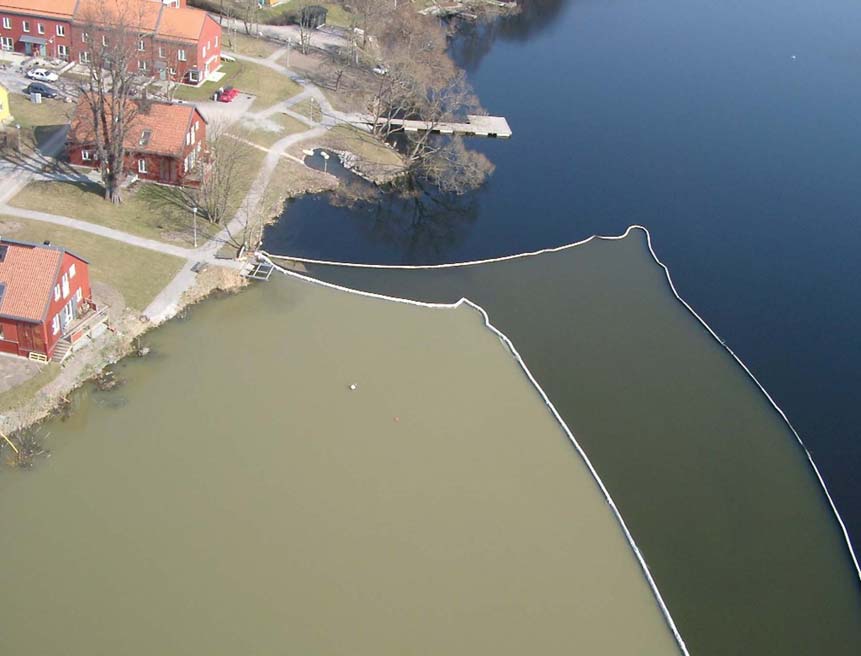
26, 68, 59, 83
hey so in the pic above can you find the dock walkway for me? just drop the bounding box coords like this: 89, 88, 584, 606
368, 115, 512, 138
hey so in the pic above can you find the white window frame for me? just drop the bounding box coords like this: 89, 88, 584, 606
214, 35, 218, 48
75, 287, 83, 303
79, 51, 90, 64
101, 34, 108, 47
61, 273, 69, 299
56, 24, 65, 37
53, 284, 60, 302
22, 20, 29, 33
177, 48, 186, 62
138, 159, 148, 174
158, 45, 165, 58
2, 17, 10, 30
82, 31, 88, 43
139, 59, 148, 71
138, 39, 145, 51
52, 314, 60, 335
0, 36, 12, 51
69, 263, 76, 279
36, 23, 44, 35
57, 44, 68, 59
81, 149, 91, 161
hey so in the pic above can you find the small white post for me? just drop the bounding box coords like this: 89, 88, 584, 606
192, 206, 198, 248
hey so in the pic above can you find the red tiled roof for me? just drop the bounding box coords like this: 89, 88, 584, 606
0, 0, 77, 20
155, 4, 206, 42
68, 97, 200, 157
0, 240, 63, 323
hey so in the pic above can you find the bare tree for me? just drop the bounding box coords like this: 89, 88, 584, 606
76, 1, 150, 203
365, 6, 492, 193
190, 122, 255, 225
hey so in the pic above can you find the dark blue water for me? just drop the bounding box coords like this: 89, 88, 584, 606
265, 0, 861, 551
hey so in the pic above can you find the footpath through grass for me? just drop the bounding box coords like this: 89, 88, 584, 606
8, 148, 265, 247
175, 59, 301, 111
0, 215, 184, 312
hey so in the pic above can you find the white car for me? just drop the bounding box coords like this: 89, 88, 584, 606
26, 68, 59, 83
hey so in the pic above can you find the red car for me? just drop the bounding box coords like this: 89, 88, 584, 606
217, 87, 239, 103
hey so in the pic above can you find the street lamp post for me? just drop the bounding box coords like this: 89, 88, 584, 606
14, 123, 21, 152
192, 206, 198, 248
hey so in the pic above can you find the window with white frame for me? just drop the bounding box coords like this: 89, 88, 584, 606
101, 34, 108, 46
61, 273, 69, 299
82, 31, 88, 43
1, 17, 10, 30
214, 35, 218, 47
139, 60, 148, 71
22, 20, 29, 32
138, 159, 147, 174
177, 48, 186, 61
52, 314, 60, 335
0, 37, 12, 51
37, 23, 44, 35
57, 44, 68, 59
79, 51, 90, 63
53, 284, 60, 301
158, 45, 165, 58
56, 24, 64, 37
138, 39, 145, 51
75, 288, 83, 303
81, 149, 91, 160
69, 263, 76, 279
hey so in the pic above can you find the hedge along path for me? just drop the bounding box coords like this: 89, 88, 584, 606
263, 225, 861, 585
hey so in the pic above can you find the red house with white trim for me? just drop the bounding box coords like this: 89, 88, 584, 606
67, 96, 207, 186
0, 238, 95, 362
0, 0, 221, 85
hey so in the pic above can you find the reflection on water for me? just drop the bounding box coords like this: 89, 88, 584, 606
304, 230, 861, 655
0, 269, 680, 655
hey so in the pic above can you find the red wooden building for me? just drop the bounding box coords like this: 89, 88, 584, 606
67, 96, 207, 186
0, 0, 221, 85
0, 238, 95, 362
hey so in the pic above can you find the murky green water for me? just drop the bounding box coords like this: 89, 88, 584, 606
0, 272, 680, 654
303, 229, 861, 654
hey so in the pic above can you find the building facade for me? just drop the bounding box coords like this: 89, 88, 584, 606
0, 0, 221, 84
0, 82, 11, 124
0, 238, 93, 361
67, 96, 208, 186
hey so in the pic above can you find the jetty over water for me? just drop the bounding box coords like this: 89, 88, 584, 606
368, 115, 512, 138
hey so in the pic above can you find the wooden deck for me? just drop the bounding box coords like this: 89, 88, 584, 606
371, 115, 512, 138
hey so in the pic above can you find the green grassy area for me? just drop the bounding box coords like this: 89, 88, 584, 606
236, 113, 310, 148
264, 1, 353, 28
291, 97, 322, 122
174, 59, 301, 111
8, 147, 264, 247
6, 94, 73, 151
316, 125, 403, 167
0, 216, 185, 312
0, 362, 59, 414
224, 32, 281, 58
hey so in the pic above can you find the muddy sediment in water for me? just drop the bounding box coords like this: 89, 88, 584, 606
0, 273, 680, 655
301, 229, 861, 654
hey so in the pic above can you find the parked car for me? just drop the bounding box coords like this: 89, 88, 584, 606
216, 86, 239, 103
26, 68, 59, 83
24, 82, 59, 99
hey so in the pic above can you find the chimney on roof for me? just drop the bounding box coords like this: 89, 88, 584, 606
43, 240, 51, 246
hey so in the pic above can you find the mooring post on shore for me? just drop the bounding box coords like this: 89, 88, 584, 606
1, 431, 19, 455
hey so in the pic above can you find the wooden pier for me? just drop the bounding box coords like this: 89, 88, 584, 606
370, 115, 512, 138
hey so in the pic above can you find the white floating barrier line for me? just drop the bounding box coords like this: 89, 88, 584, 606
258, 235, 691, 655
261, 226, 861, 585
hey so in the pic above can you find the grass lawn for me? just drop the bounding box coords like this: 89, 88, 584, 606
0, 362, 59, 414
264, 1, 354, 28
236, 113, 310, 148
175, 59, 301, 111
7, 94, 73, 151
224, 32, 281, 58
8, 147, 264, 247
291, 97, 322, 122
316, 125, 403, 167
0, 216, 185, 312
